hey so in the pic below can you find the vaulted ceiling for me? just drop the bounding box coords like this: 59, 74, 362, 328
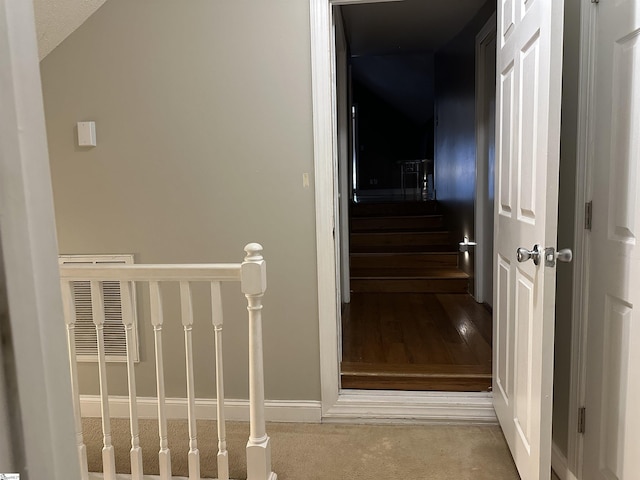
33, 0, 108, 59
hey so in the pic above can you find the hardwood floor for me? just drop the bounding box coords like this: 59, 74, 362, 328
341, 292, 492, 392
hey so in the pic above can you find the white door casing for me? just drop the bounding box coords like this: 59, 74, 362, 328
0, 1, 80, 477
475, 14, 497, 306
493, 1, 564, 479
582, 1, 640, 478
310, 0, 495, 422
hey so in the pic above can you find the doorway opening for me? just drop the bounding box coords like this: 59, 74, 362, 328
334, 1, 497, 392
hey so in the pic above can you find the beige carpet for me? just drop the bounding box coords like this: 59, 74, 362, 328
82, 418, 519, 479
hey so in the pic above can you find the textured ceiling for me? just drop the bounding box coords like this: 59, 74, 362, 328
32, 0, 108, 59
341, 0, 488, 56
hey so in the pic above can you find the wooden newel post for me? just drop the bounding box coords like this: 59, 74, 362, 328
242, 243, 277, 480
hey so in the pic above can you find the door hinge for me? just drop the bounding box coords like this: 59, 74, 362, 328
578, 407, 586, 434
591, 0, 599, 4
585, 201, 593, 230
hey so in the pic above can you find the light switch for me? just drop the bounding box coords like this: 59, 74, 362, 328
77, 121, 96, 147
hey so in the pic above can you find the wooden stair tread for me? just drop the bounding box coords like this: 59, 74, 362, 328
340, 361, 491, 391
341, 361, 491, 377
351, 267, 469, 279
351, 230, 450, 237
350, 231, 452, 248
350, 252, 459, 268
351, 215, 444, 232
353, 214, 442, 220
350, 278, 469, 293
351, 201, 439, 217
350, 244, 456, 253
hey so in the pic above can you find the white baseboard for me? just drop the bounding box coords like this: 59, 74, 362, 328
80, 395, 322, 423
552, 441, 578, 480
323, 390, 497, 424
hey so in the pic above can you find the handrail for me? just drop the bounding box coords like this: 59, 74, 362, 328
59, 263, 242, 282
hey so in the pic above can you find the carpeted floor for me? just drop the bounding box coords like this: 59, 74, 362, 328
82, 418, 520, 479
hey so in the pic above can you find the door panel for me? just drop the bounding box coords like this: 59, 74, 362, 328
493, 1, 564, 479
583, 1, 640, 478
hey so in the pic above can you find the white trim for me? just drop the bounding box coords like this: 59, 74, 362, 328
0, 2, 79, 477
567, 2, 598, 479
323, 391, 496, 424
474, 14, 497, 304
310, 0, 342, 416
335, 7, 351, 305
80, 395, 323, 423
309, 0, 500, 423
552, 442, 579, 480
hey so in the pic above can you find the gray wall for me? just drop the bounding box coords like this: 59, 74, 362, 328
553, 0, 581, 458
434, 2, 496, 290
40, 0, 320, 401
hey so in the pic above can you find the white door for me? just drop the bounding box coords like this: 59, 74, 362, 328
493, 1, 564, 479
582, 1, 640, 478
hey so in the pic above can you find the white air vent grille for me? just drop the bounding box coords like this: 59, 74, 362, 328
59, 255, 139, 363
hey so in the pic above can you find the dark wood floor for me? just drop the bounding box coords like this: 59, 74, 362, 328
341, 292, 492, 392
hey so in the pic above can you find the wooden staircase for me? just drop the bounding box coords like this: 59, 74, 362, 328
349, 201, 469, 294
342, 201, 490, 392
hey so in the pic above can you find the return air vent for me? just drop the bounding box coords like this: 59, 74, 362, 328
59, 255, 139, 363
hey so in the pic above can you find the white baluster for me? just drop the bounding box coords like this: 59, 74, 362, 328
180, 281, 201, 480
61, 280, 89, 480
241, 244, 276, 480
90, 281, 116, 480
149, 281, 172, 480
211, 281, 229, 480
121, 281, 143, 480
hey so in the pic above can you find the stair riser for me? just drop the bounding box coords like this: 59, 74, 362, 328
350, 270, 466, 278
351, 245, 455, 253
350, 253, 458, 269
351, 232, 450, 248
351, 278, 469, 293
351, 202, 438, 217
351, 216, 443, 232
340, 375, 491, 392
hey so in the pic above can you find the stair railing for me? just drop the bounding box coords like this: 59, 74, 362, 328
60, 243, 276, 480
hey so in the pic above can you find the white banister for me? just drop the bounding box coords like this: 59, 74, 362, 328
149, 281, 172, 480
242, 244, 276, 480
60, 280, 89, 480
60, 244, 276, 480
121, 281, 143, 480
90, 281, 116, 480
180, 281, 200, 480
211, 281, 229, 480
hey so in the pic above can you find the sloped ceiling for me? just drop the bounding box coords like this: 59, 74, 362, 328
33, 0, 109, 59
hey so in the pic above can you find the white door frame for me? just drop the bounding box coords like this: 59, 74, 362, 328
563, 1, 598, 479
0, 1, 80, 477
309, 0, 494, 422
474, 13, 497, 305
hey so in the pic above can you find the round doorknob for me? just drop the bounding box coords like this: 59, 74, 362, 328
556, 248, 573, 263
517, 245, 541, 265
